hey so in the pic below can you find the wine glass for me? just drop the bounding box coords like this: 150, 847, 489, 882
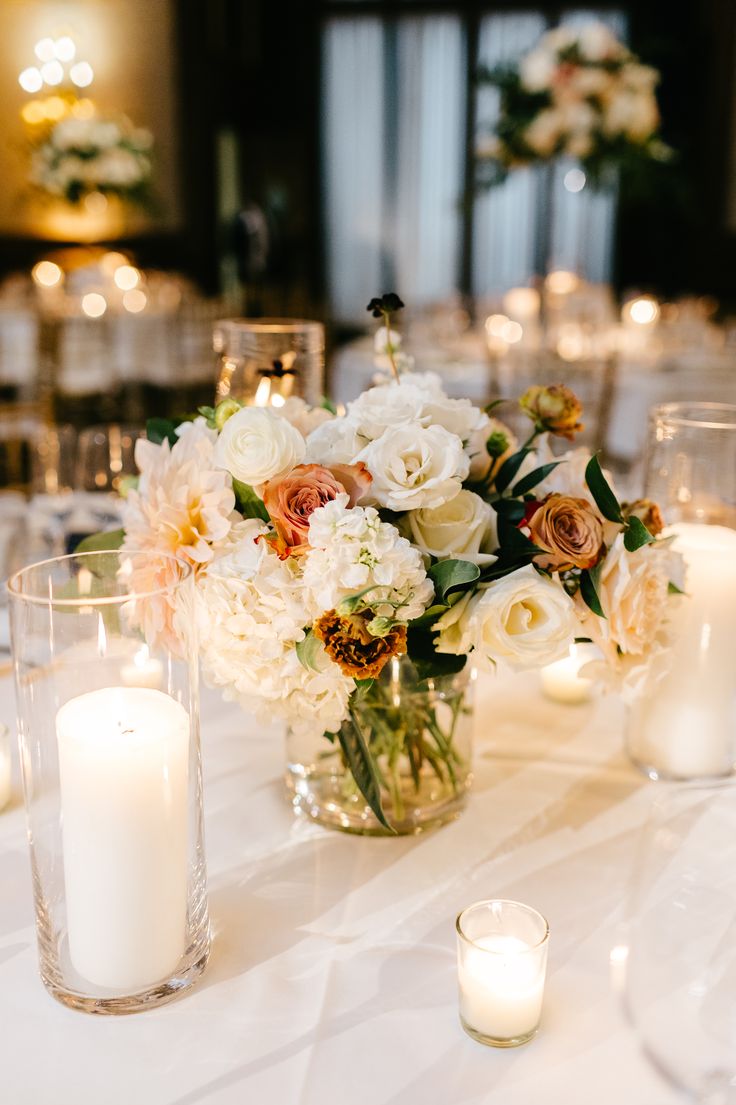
622, 783, 736, 1103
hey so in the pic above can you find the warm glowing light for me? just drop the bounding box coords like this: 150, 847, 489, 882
71, 97, 95, 119
502, 287, 540, 320
114, 265, 140, 291
45, 96, 66, 121
22, 101, 46, 124
70, 61, 94, 88
485, 313, 510, 338
563, 168, 586, 193
556, 324, 587, 361
500, 320, 523, 344
34, 38, 56, 63
19, 67, 43, 93
625, 296, 660, 326
546, 270, 579, 296
81, 293, 107, 318
54, 36, 76, 62
40, 60, 64, 86
32, 260, 63, 288
271, 393, 286, 408
100, 251, 129, 275
123, 289, 147, 313
84, 192, 108, 215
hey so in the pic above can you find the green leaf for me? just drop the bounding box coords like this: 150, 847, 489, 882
484, 398, 505, 415
320, 396, 338, 415
75, 528, 125, 555
584, 455, 623, 524
146, 417, 178, 447
232, 480, 270, 522
198, 405, 217, 428
580, 565, 606, 618
354, 678, 375, 693
428, 559, 480, 603
295, 630, 323, 672
512, 461, 561, 497
668, 580, 686, 595
492, 498, 526, 523
407, 626, 469, 680
340, 708, 393, 831
493, 448, 532, 494
409, 603, 453, 630
623, 516, 655, 552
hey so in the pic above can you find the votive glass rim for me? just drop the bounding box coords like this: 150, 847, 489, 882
651, 401, 736, 431
7, 549, 192, 608
456, 898, 550, 953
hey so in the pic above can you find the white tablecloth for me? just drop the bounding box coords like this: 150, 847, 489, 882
0, 671, 677, 1105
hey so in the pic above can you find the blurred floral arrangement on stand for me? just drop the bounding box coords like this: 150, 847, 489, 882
477, 22, 672, 186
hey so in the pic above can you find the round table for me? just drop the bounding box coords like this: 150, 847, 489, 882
0, 670, 675, 1104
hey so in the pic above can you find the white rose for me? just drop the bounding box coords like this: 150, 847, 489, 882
358, 424, 469, 511
347, 382, 426, 440
407, 490, 497, 566
524, 109, 563, 157
421, 396, 486, 442
468, 565, 577, 670
603, 91, 658, 141
278, 396, 334, 438
213, 406, 305, 488
520, 48, 556, 92
304, 417, 366, 465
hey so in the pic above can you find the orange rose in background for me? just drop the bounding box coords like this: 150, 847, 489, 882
527, 493, 604, 571
263, 462, 372, 557
519, 384, 583, 440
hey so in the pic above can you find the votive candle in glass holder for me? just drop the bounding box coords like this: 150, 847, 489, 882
456, 899, 549, 1047
626, 403, 736, 780
8, 549, 210, 1014
214, 318, 324, 408
540, 642, 599, 705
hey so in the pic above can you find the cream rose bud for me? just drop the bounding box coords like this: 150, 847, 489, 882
468, 565, 577, 670
434, 591, 475, 655
358, 423, 469, 511
214, 406, 305, 488
407, 490, 498, 567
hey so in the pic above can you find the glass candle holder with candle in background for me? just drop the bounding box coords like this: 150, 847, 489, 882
214, 318, 324, 408
8, 550, 209, 1014
456, 899, 549, 1047
626, 403, 736, 780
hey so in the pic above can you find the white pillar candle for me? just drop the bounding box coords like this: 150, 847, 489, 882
56, 686, 190, 991
627, 523, 736, 778
0, 725, 11, 812
540, 643, 599, 705
120, 645, 164, 690
458, 934, 545, 1041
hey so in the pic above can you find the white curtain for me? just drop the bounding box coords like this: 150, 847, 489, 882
322, 20, 385, 324
322, 15, 464, 324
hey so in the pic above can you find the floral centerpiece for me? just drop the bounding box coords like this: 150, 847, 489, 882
477, 21, 671, 186
94, 294, 683, 834
30, 113, 153, 206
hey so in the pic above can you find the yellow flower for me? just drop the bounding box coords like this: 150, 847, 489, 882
519, 384, 583, 440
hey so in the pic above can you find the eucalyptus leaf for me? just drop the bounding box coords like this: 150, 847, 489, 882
493, 448, 532, 494
623, 516, 655, 552
295, 630, 323, 672
580, 565, 606, 619
584, 455, 623, 524
512, 461, 561, 497
340, 709, 393, 831
428, 559, 480, 603
232, 480, 270, 522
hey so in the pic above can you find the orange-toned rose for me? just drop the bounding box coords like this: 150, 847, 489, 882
519, 384, 583, 440
263, 462, 371, 557
623, 498, 664, 537
527, 493, 604, 571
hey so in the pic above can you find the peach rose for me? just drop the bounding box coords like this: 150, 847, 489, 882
527, 493, 604, 571
519, 384, 583, 440
263, 462, 371, 557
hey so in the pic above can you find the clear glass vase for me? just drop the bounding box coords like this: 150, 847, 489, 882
8, 550, 209, 1014
214, 318, 324, 408
285, 656, 474, 836
626, 403, 736, 780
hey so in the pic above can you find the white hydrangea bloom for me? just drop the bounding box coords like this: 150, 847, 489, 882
303, 494, 434, 623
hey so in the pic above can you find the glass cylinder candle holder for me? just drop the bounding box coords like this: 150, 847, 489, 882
8, 550, 209, 1014
456, 899, 549, 1048
214, 318, 324, 408
626, 403, 736, 780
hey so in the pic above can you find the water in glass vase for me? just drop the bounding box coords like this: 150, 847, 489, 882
286, 656, 474, 836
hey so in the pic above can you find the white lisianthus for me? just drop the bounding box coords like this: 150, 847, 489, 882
214, 406, 305, 489
304, 494, 434, 623
520, 48, 556, 92
467, 565, 577, 670
358, 424, 469, 512
304, 417, 367, 465
407, 490, 498, 567
278, 396, 334, 438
